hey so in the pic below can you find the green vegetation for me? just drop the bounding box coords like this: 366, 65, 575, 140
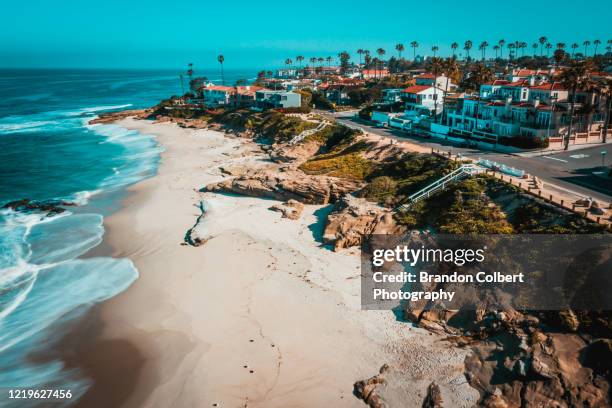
299, 140, 372, 180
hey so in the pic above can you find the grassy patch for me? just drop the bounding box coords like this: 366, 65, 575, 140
299, 152, 373, 180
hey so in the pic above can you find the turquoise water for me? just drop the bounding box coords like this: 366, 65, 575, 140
0, 68, 253, 405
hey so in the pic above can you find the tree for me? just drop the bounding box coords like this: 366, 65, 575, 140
545, 42, 552, 57
583, 40, 591, 57
285, 58, 293, 70
217, 55, 225, 85
553, 49, 568, 68
464, 40, 473, 61
539, 36, 547, 56
339, 51, 351, 74
467, 63, 494, 129
309, 57, 317, 76
478, 41, 489, 60
559, 60, 595, 150
593, 39, 601, 56
493, 45, 500, 59
429, 57, 444, 121
598, 78, 612, 143
326, 56, 333, 68
570, 43, 578, 59
410, 41, 419, 60
296, 55, 304, 74
532, 43, 539, 57
395, 43, 405, 59
520, 42, 528, 57
498, 39, 506, 59
441, 57, 460, 124
376, 48, 386, 78
451, 42, 459, 57
507, 43, 515, 60
431, 45, 439, 57
557, 42, 566, 50
357, 49, 364, 66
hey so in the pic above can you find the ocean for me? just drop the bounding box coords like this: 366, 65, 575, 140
0, 68, 254, 406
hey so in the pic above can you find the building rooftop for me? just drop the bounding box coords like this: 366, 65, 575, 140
401, 85, 432, 94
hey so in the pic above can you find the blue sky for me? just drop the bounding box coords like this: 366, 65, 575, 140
1, 0, 610, 70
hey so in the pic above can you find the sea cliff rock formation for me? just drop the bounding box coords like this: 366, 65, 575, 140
323, 195, 406, 251
204, 168, 363, 205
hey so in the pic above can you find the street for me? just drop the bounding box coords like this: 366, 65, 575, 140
327, 111, 612, 203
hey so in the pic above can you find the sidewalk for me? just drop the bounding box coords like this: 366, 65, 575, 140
514, 140, 612, 158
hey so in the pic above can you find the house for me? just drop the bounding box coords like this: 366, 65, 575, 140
201, 85, 235, 106
415, 73, 455, 90
362, 69, 389, 79
528, 83, 569, 104
479, 80, 511, 99
401, 85, 446, 116
381, 88, 404, 104
275, 68, 299, 79
233, 86, 266, 107
255, 90, 302, 109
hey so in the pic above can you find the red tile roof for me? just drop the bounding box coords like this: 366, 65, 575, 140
401, 85, 432, 94
362, 69, 389, 75
416, 73, 435, 79
203, 85, 235, 92
530, 83, 566, 91
483, 80, 511, 86
503, 80, 530, 87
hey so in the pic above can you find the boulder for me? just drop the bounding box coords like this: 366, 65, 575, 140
353, 364, 389, 408
322, 195, 405, 251
269, 199, 304, 220
422, 381, 443, 408
205, 169, 363, 204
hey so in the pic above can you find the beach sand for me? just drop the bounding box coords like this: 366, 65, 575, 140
74, 118, 478, 407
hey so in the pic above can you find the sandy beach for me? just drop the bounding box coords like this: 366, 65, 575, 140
74, 118, 478, 408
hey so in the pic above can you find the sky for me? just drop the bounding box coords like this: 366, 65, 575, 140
1, 0, 610, 71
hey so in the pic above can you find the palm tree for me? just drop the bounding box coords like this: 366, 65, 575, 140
493, 45, 500, 59
545, 42, 552, 57
441, 57, 460, 124
376, 48, 386, 78
593, 39, 601, 56
478, 41, 489, 60
296, 55, 304, 75
357, 49, 365, 66
538, 36, 547, 56
317, 57, 324, 73
464, 40, 473, 61
285, 58, 293, 74
217, 55, 225, 85
520, 42, 528, 57
498, 39, 506, 59
326, 56, 333, 68
559, 60, 594, 150
429, 57, 444, 120
507, 43, 515, 60
470, 63, 495, 130
598, 78, 612, 143
410, 41, 419, 60
451, 42, 459, 57
309, 57, 317, 76
431, 45, 439, 57
571, 43, 579, 59
583, 40, 591, 57
395, 43, 405, 59
532, 43, 539, 57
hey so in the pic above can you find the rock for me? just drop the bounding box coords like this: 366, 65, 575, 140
269, 199, 304, 220
270, 140, 321, 164
353, 364, 389, 408
2, 198, 76, 217
219, 165, 250, 176
88, 109, 148, 124
205, 169, 363, 205
422, 381, 443, 408
322, 195, 405, 251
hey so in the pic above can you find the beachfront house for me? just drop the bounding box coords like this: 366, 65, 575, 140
401, 85, 445, 116
415, 73, 456, 91
255, 90, 302, 109
362, 69, 389, 79
201, 85, 235, 106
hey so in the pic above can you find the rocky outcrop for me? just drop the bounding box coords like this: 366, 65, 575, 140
204, 169, 363, 204
354, 364, 390, 408
2, 198, 76, 217
322, 195, 406, 251
422, 381, 443, 408
88, 109, 148, 124
269, 199, 304, 220
269, 140, 322, 164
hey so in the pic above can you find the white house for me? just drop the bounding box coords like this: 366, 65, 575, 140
401, 85, 446, 116
415, 73, 455, 90
255, 90, 302, 109
201, 85, 234, 106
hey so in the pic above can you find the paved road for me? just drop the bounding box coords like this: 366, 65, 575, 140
327, 111, 612, 202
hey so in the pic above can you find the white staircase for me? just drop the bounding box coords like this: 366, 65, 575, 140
289, 122, 328, 145
396, 164, 484, 211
